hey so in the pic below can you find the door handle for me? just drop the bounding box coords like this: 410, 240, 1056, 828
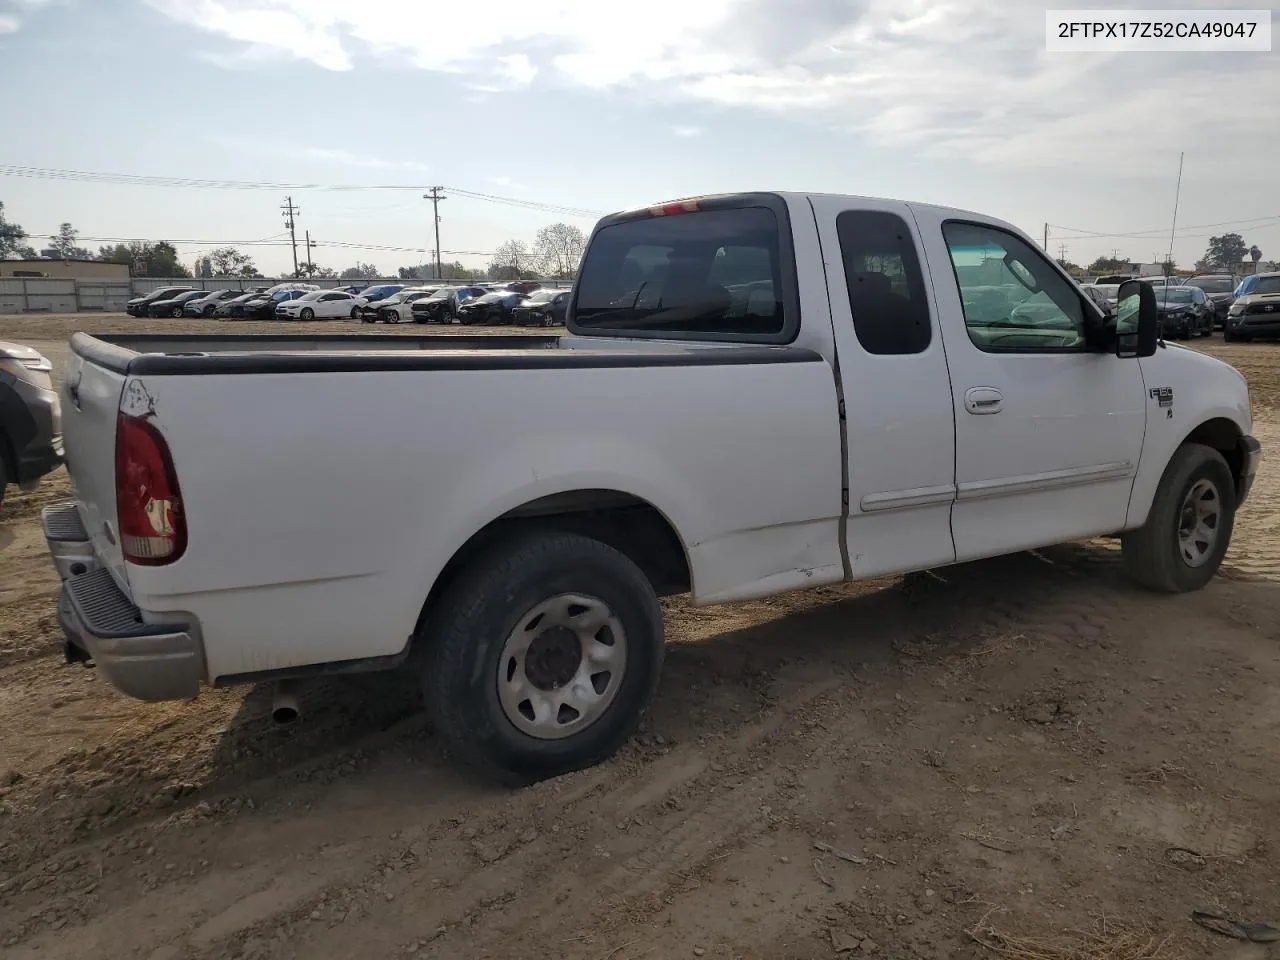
964, 386, 1004, 415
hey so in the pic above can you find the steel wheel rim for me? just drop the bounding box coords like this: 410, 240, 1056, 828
496, 593, 627, 740
1178, 477, 1221, 568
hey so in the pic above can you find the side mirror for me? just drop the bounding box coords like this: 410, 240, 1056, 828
1116, 280, 1158, 358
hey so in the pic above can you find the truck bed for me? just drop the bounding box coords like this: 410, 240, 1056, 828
71, 333, 820, 376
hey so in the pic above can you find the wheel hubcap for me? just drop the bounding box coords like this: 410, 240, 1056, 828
496, 593, 626, 740
1178, 478, 1221, 568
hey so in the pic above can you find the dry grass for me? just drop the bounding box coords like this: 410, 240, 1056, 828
968, 913, 1185, 960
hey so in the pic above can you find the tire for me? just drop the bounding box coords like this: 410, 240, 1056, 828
0, 451, 7, 511
203, 306, 215, 317
300, 308, 315, 321
421, 530, 665, 784
351, 307, 360, 320
1121, 442, 1236, 593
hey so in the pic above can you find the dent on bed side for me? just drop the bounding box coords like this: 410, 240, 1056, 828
121, 378, 158, 419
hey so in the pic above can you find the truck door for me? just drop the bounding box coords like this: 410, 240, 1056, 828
808, 197, 958, 578
909, 209, 1147, 562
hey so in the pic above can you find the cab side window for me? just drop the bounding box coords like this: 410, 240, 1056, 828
835, 210, 931, 355
942, 221, 1087, 353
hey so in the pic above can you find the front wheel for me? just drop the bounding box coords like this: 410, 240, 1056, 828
1121, 443, 1236, 593
299, 308, 315, 320
421, 531, 664, 784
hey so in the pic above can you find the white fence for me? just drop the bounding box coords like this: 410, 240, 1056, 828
0, 276, 572, 314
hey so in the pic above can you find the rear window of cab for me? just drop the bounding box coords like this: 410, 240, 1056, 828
571, 201, 798, 343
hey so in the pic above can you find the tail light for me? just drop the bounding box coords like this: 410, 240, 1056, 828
115, 413, 186, 565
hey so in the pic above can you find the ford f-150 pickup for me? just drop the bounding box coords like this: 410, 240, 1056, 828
43, 192, 1261, 783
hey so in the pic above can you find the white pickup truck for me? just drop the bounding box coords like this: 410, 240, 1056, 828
44, 192, 1260, 782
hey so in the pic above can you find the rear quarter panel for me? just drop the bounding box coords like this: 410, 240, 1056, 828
125, 359, 845, 680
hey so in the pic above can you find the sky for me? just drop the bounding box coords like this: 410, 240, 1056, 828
1, 0, 1277, 277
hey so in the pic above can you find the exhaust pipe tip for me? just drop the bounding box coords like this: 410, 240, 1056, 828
270, 681, 300, 725
271, 702, 299, 725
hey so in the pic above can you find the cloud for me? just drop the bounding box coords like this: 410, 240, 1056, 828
299, 147, 431, 174
143, 0, 1279, 176
491, 176, 527, 189
671, 125, 703, 138
0, 0, 60, 32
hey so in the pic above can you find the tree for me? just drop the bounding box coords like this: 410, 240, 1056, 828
340, 262, 379, 280
533, 222, 586, 278
398, 265, 425, 280
209, 246, 257, 277
47, 222, 93, 260
488, 239, 532, 281
436, 260, 484, 280
1198, 233, 1248, 272
1087, 255, 1131, 274
95, 240, 190, 277
311, 265, 338, 279
0, 201, 29, 259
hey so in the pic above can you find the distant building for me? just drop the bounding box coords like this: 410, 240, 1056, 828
0, 259, 130, 280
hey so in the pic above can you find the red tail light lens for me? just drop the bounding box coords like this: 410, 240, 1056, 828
115, 413, 186, 565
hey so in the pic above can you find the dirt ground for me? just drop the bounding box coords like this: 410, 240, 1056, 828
2, 314, 1279, 960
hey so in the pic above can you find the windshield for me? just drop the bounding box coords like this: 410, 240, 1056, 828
527, 290, 557, 302
1093, 284, 1120, 298
476, 293, 505, 303
1186, 277, 1235, 294
574, 205, 787, 337
1154, 288, 1193, 303
1247, 276, 1280, 296
426, 288, 459, 300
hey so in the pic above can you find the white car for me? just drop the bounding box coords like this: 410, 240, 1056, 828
274, 289, 367, 321
367, 287, 441, 324
43, 190, 1259, 785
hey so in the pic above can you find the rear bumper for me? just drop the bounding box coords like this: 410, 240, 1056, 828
1, 377, 63, 485
1239, 435, 1262, 506
43, 501, 203, 702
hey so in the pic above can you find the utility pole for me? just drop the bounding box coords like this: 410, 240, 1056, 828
1043, 223, 1048, 250
281, 196, 301, 278
1057, 241, 1069, 265
424, 187, 446, 280
304, 230, 314, 277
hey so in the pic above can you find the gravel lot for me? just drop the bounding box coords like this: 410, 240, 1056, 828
2, 314, 1278, 960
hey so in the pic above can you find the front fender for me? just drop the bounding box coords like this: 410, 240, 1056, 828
1126, 347, 1252, 527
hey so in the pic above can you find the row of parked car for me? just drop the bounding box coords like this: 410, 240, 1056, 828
1080, 272, 1280, 341
124, 280, 573, 326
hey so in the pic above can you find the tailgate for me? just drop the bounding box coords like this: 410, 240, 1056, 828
61, 349, 129, 586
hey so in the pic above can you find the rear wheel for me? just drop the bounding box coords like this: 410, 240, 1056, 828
351, 307, 360, 319
1121, 443, 1235, 593
421, 531, 664, 783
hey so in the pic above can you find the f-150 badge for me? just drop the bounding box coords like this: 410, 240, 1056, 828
1149, 386, 1173, 418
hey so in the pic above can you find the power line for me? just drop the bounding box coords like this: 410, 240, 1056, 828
1049, 214, 1280, 240
47, 235, 493, 255
0, 164, 604, 217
